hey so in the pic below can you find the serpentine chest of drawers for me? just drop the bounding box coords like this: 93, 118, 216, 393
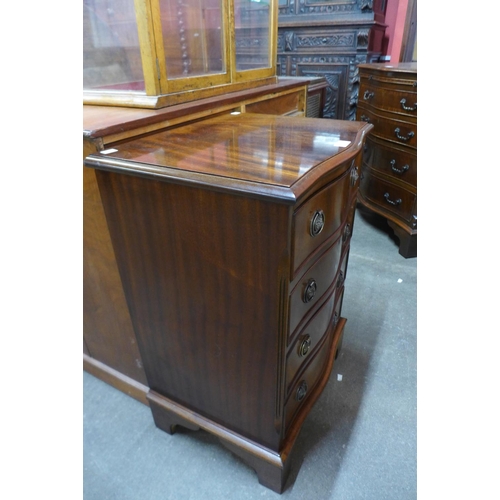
356, 63, 417, 257
85, 113, 372, 492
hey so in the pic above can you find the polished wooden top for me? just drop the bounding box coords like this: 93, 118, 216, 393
85, 113, 372, 202
357, 62, 417, 74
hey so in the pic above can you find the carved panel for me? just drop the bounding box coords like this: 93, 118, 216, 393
277, 0, 386, 120
296, 32, 356, 49
279, 0, 380, 17
293, 59, 349, 119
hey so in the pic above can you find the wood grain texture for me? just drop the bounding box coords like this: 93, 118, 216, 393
97, 171, 292, 450
89, 113, 371, 490
83, 141, 147, 386
86, 114, 372, 203
83, 79, 310, 140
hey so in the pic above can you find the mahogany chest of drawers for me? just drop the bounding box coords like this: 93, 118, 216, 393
85, 113, 372, 492
356, 62, 417, 257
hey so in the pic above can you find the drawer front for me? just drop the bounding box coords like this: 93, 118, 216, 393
358, 106, 417, 149
359, 168, 416, 223
246, 89, 304, 116
360, 81, 417, 118
289, 236, 343, 340
292, 163, 356, 274
364, 137, 417, 188
283, 320, 335, 432
286, 287, 342, 395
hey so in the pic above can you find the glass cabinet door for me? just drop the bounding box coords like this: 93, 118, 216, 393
83, 0, 277, 108
235, 0, 272, 71
159, 0, 226, 79
83, 0, 145, 93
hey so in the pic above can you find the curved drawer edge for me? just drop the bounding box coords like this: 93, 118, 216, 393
283, 317, 346, 437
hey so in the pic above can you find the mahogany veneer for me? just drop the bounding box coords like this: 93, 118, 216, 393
85, 113, 372, 492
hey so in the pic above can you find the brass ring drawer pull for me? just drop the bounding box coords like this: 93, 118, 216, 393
400, 98, 417, 112
310, 210, 325, 237
384, 193, 402, 206
390, 159, 409, 174
394, 128, 414, 142
303, 279, 317, 303
363, 90, 374, 100
296, 380, 308, 402
298, 335, 312, 357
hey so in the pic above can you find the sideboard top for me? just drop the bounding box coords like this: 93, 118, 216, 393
85, 113, 372, 203
83, 79, 311, 141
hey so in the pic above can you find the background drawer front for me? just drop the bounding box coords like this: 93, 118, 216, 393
292, 166, 353, 274
284, 327, 334, 432
289, 236, 343, 339
360, 169, 416, 223
360, 74, 417, 94
364, 137, 417, 188
360, 83, 417, 118
358, 107, 416, 149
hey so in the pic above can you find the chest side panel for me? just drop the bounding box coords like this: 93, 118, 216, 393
97, 170, 292, 450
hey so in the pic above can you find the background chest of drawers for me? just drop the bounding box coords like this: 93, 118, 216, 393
85, 113, 372, 492
356, 62, 417, 258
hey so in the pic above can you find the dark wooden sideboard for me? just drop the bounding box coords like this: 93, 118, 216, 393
84, 110, 372, 492
277, 0, 387, 120
356, 62, 417, 257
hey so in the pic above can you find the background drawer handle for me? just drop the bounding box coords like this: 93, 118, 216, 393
310, 210, 325, 237
390, 159, 410, 174
296, 381, 308, 402
303, 279, 317, 303
298, 335, 312, 357
400, 98, 417, 112
384, 193, 402, 206
360, 114, 371, 123
363, 90, 374, 100
394, 128, 414, 142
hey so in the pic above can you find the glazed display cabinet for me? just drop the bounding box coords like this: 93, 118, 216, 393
84, 0, 279, 108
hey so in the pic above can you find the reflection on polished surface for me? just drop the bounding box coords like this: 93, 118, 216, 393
98, 114, 364, 187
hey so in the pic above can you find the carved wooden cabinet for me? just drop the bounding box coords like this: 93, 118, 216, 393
85, 113, 372, 492
277, 0, 387, 120
356, 62, 417, 257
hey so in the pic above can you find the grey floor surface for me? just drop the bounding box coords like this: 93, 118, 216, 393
83, 203, 417, 500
